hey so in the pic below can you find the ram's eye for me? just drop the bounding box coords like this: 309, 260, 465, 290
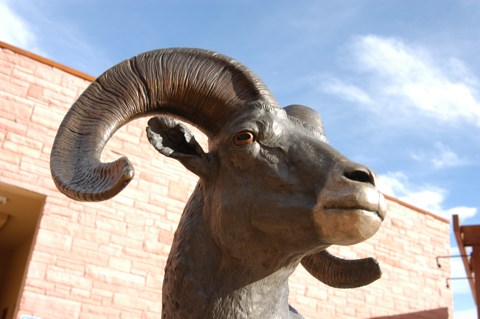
233, 131, 255, 146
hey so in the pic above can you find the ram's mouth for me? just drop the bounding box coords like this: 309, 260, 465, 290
323, 206, 384, 221
313, 189, 387, 245
319, 186, 387, 223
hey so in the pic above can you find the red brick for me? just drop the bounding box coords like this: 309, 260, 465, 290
19, 291, 81, 319
69, 245, 109, 266
46, 265, 92, 290
79, 303, 120, 318
95, 216, 126, 235
86, 264, 145, 287
27, 83, 44, 100
30, 103, 65, 130
112, 292, 157, 311
0, 77, 28, 96
0, 115, 28, 135
34, 65, 62, 83
91, 287, 114, 300
0, 148, 21, 165
71, 287, 91, 299
109, 257, 132, 272
3, 132, 43, 157
35, 229, 73, 251
26, 261, 47, 279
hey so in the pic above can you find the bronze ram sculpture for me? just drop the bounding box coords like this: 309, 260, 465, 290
50, 48, 386, 318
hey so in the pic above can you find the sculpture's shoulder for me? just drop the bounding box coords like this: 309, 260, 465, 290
289, 305, 305, 319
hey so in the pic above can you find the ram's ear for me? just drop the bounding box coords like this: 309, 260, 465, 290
301, 250, 381, 288
147, 116, 210, 177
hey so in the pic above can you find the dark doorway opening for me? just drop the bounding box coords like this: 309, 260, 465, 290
0, 183, 45, 319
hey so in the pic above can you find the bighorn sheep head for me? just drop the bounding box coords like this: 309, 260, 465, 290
51, 48, 386, 318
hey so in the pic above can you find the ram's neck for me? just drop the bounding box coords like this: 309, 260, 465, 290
161, 183, 298, 318
211, 264, 297, 319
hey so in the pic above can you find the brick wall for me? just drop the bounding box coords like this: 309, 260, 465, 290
0, 42, 452, 318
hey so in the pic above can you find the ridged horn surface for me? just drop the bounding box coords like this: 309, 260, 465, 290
301, 250, 382, 288
51, 48, 278, 201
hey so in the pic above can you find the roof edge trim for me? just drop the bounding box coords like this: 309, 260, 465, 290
0, 40, 96, 82
384, 194, 449, 223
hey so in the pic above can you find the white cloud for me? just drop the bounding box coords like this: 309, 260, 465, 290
447, 57, 479, 87
321, 78, 372, 105
378, 172, 477, 221
431, 143, 467, 169
347, 35, 480, 127
454, 307, 477, 319
377, 171, 409, 197
445, 206, 477, 221
411, 142, 469, 169
0, 0, 38, 50
400, 189, 445, 213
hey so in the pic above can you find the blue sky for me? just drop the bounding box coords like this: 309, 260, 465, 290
1, 0, 479, 317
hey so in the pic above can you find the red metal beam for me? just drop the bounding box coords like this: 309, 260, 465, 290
453, 215, 476, 303
472, 246, 480, 319
463, 226, 480, 246
453, 215, 479, 319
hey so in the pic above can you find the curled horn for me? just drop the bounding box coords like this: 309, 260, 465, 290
301, 251, 381, 288
51, 48, 278, 201
284, 104, 382, 288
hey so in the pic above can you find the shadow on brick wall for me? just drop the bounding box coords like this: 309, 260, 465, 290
370, 307, 448, 319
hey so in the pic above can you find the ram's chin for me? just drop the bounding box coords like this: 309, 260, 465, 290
313, 208, 382, 245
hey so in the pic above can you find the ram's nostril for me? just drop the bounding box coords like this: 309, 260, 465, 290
344, 168, 375, 186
